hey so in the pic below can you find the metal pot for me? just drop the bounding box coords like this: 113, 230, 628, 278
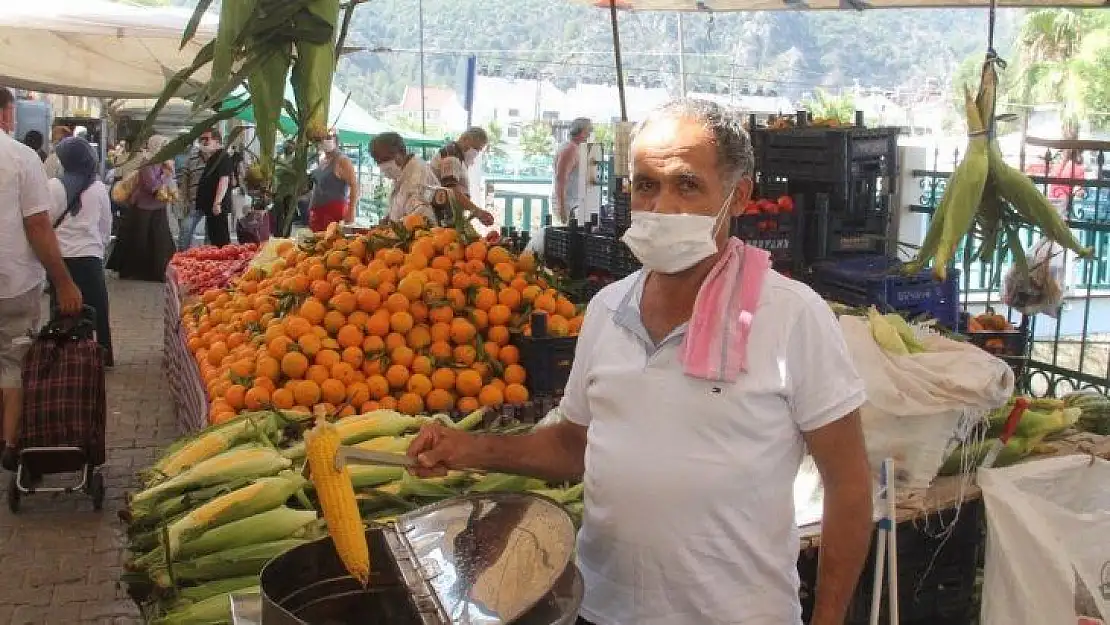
259, 492, 582, 625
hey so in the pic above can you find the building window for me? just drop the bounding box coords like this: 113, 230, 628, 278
507, 126, 520, 138
542, 110, 558, 122
508, 108, 520, 118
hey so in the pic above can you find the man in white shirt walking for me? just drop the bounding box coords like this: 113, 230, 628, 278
0, 87, 83, 470
407, 99, 874, 625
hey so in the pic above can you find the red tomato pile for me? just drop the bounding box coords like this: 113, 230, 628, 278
170, 244, 260, 295
741, 195, 795, 216
740, 195, 795, 232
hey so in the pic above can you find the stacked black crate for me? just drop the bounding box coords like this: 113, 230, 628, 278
750, 119, 899, 269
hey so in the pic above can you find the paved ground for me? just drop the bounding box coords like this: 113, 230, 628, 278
0, 276, 179, 624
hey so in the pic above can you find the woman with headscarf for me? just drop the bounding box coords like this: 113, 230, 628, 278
106, 134, 177, 282
46, 137, 114, 365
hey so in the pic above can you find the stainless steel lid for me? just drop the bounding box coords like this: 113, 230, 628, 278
395, 491, 578, 625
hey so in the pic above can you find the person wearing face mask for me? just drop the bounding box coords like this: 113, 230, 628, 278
308, 131, 359, 232
404, 99, 873, 625
430, 126, 487, 198
551, 117, 592, 225
195, 128, 233, 247
370, 132, 440, 225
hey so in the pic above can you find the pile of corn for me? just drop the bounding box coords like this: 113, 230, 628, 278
938, 396, 1084, 475
122, 407, 584, 624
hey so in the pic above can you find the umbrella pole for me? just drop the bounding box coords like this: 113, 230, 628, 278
418, 0, 427, 134
608, 0, 628, 122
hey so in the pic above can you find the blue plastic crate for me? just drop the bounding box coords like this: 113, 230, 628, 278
810, 255, 960, 328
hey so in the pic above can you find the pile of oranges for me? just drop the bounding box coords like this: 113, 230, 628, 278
185, 216, 584, 425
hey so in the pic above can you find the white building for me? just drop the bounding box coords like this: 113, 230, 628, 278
381, 86, 469, 133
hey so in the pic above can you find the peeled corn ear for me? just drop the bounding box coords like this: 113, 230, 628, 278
305, 415, 370, 585
867, 307, 909, 356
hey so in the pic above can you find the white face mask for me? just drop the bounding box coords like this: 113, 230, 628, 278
464, 148, 479, 166
621, 191, 734, 274
379, 161, 402, 181
199, 143, 220, 155
319, 139, 337, 153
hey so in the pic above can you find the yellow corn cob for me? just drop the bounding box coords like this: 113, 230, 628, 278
131, 445, 291, 508
305, 415, 369, 585
354, 434, 415, 454
283, 412, 424, 461
153, 414, 276, 481
165, 472, 307, 558
867, 307, 909, 356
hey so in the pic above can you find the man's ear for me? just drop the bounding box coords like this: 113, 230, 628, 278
729, 177, 753, 217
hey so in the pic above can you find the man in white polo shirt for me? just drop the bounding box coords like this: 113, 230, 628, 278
0, 87, 83, 470
407, 99, 873, 625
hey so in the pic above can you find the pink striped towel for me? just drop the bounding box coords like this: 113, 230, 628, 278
680, 239, 772, 382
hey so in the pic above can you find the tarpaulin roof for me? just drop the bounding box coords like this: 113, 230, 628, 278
579, 0, 1105, 9
0, 0, 216, 99
226, 86, 445, 148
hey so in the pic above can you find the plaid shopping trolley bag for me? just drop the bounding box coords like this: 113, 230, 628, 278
19, 307, 107, 467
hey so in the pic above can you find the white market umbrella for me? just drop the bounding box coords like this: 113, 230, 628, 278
0, 0, 217, 99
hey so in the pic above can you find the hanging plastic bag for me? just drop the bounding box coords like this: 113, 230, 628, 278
979, 455, 1110, 625
838, 315, 1014, 489
1002, 236, 1067, 318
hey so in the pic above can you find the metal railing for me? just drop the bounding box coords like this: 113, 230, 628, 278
908, 140, 1110, 398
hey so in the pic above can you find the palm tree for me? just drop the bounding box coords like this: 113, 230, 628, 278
1012, 8, 1110, 139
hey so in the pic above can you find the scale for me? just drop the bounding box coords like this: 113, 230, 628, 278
237, 492, 582, 625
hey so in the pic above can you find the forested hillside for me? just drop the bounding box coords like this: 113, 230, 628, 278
132, 0, 1022, 114
337, 2, 1020, 111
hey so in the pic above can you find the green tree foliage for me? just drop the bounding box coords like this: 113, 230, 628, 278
803, 89, 856, 123
1009, 8, 1110, 136
520, 122, 554, 158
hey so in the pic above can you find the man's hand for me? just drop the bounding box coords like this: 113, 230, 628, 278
54, 279, 83, 317
344, 203, 355, 224
212, 205, 222, 216
476, 210, 495, 227
406, 422, 481, 477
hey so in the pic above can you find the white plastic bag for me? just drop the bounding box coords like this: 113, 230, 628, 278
1002, 236, 1067, 318
839, 315, 1014, 490
979, 455, 1110, 625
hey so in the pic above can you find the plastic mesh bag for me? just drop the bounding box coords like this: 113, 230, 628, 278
980, 455, 1110, 625
1002, 237, 1067, 318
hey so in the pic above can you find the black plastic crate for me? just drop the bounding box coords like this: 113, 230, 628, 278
513, 314, 578, 398
961, 312, 1031, 385
730, 210, 804, 274
610, 176, 632, 235
541, 225, 585, 279
810, 255, 960, 328
799, 500, 984, 625
752, 126, 899, 184
584, 234, 616, 272
850, 500, 984, 625
814, 208, 891, 260
761, 161, 893, 218
612, 240, 641, 278
582, 275, 614, 302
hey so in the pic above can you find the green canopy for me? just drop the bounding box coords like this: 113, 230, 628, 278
227, 85, 444, 148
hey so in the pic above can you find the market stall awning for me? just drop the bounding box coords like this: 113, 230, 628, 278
227, 86, 444, 148
578, 0, 1104, 8
0, 0, 217, 99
